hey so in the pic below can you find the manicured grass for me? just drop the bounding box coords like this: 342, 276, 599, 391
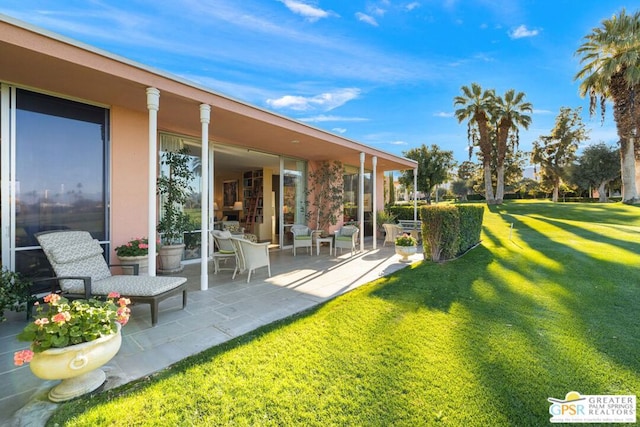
49, 201, 640, 426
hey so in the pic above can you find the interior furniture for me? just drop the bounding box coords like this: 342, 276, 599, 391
334, 225, 359, 256
210, 230, 238, 275
290, 225, 313, 256
230, 237, 271, 283
35, 230, 187, 327
382, 223, 403, 246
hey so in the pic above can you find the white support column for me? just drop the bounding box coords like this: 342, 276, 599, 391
413, 167, 418, 223
146, 88, 160, 277
200, 104, 211, 291
372, 156, 377, 250
359, 152, 365, 252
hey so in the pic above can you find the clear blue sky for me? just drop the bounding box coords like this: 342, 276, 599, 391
1, 1, 625, 165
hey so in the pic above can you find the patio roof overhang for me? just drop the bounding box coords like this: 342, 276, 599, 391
0, 15, 417, 172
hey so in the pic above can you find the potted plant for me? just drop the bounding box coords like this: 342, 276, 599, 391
395, 233, 418, 262
114, 237, 153, 275
0, 267, 32, 322
157, 147, 195, 273
13, 292, 131, 402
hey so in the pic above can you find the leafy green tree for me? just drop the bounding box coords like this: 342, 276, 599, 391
571, 143, 620, 202
399, 144, 456, 205
531, 107, 589, 202
454, 83, 496, 202
575, 8, 640, 203
493, 89, 532, 202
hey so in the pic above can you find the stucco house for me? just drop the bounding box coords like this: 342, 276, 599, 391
0, 15, 417, 289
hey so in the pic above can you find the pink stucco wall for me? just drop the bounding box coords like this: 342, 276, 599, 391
109, 106, 151, 259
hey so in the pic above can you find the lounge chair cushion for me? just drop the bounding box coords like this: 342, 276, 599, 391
295, 235, 312, 240
61, 275, 187, 296
49, 240, 104, 264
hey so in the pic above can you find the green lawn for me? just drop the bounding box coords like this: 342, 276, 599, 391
49, 201, 640, 426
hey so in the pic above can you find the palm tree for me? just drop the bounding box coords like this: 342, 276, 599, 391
454, 83, 497, 203
493, 89, 532, 203
575, 8, 640, 203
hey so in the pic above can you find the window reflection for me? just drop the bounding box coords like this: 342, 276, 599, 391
14, 89, 108, 275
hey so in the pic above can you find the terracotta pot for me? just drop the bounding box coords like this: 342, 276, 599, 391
29, 324, 122, 402
117, 255, 149, 276
395, 245, 417, 262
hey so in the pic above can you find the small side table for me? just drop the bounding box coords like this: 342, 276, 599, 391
316, 236, 333, 256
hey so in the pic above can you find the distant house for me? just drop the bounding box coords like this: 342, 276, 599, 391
0, 15, 416, 287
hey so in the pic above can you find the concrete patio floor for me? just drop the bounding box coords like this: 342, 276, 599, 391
0, 239, 423, 426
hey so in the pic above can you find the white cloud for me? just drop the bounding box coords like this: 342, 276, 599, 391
532, 109, 553, 115
332, 127, 347, 134
266, 88, 361, 111
299, 115, 369, 123
370, 7, 386, 17
509, 24, 540, 39
406, 2, 420, 11
434, 112, 454, 118
356, 12, 378, 26
279, 0, 333, 22
390, 140, 408, 145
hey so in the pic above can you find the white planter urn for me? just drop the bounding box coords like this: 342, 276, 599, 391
157, 243, 185, 274
29, 324, 122, 402
395, 245, 417, 262
117, 255, 150, 276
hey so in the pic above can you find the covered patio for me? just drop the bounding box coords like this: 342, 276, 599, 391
0, 240, 423, 425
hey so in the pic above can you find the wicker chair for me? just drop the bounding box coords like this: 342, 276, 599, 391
382, 223, 403, 246
230, 237, 271, 283
334, 225, 359, 256
290, 225, 313, 256
210, 230, 238, 275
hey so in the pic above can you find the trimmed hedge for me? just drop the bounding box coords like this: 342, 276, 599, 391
456, 205, 484, 253
420, 204, 484, 262
389, 205, 425, 220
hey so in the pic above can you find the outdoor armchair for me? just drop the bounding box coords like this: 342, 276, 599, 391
334, 225, 359, 256
35, 230, 187, 326
230, 237, 271, 283
210, 230, 238, 275
290, 224, 313, 256
382, 223, 403, 246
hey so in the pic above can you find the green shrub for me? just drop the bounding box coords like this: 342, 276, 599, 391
420, 204, 484, 262
389, 204, 424, 220
456, 205, 484, 253
0, 268, 32, 322
421, 205, 460, 262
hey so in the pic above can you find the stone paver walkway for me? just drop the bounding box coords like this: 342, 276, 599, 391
0, 240, 422, 426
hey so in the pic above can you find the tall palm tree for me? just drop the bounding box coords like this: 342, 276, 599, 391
493, 89, 532, 203
454, 83, 497, 203
575, 8, 640, 203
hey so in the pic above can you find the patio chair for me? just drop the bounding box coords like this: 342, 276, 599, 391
382, 223, 403, 246
230, 237, 271, 283
290, 225, 313, 256
35, 230, 187, 327
210, 230, 238, 275
334, 225, 359, 256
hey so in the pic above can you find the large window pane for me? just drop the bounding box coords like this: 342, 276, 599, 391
15, 89, 108, 275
